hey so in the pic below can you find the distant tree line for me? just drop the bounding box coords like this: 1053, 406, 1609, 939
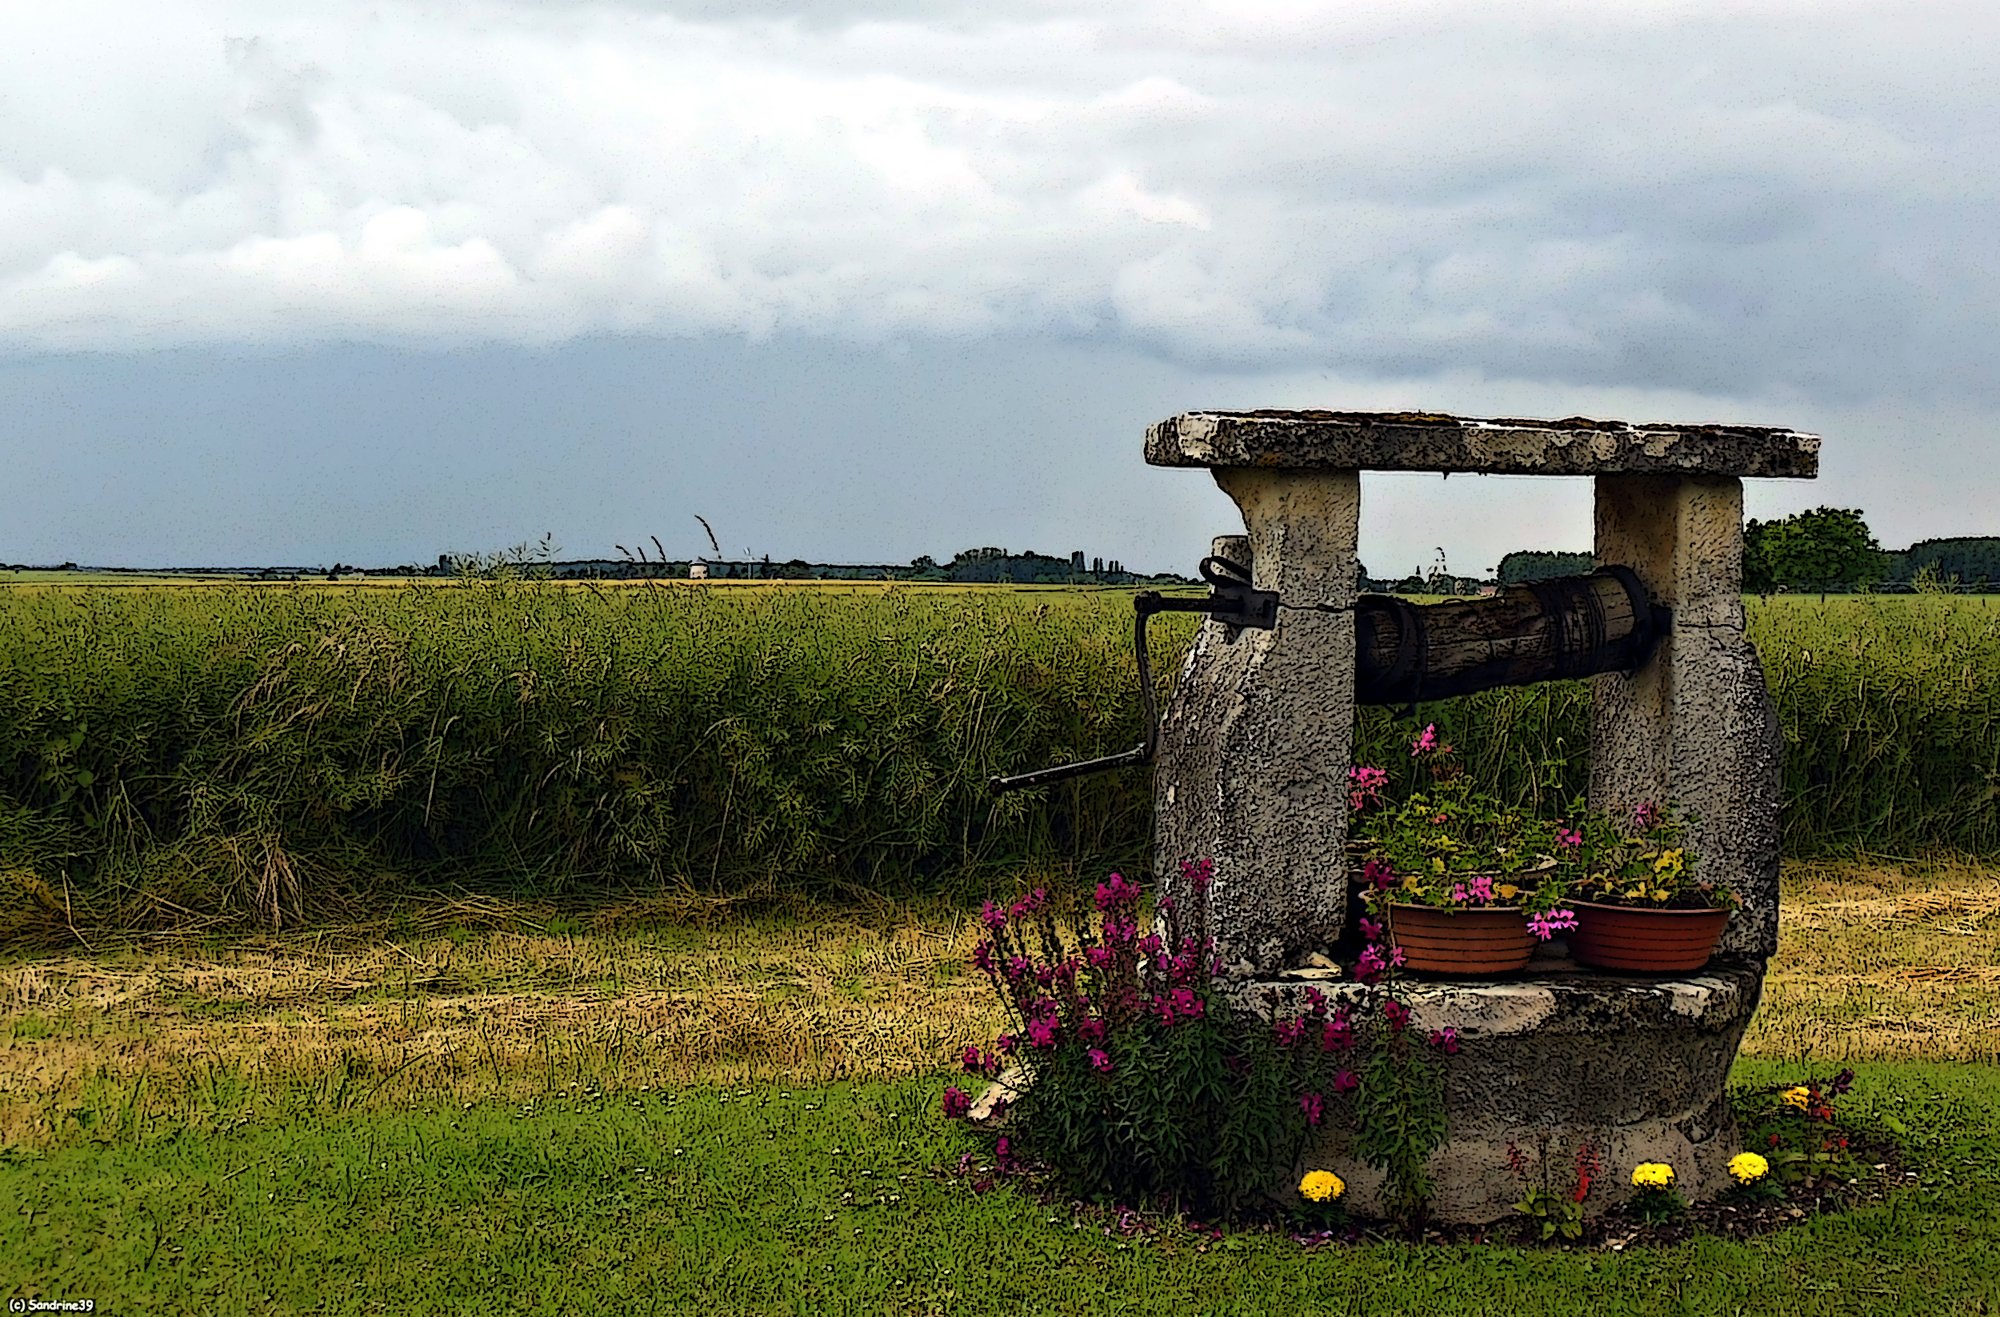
25, 509, 2000, 596
422, 543, 1191, 586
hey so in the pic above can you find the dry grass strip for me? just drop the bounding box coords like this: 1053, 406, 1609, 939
2, 860, 1997, 1146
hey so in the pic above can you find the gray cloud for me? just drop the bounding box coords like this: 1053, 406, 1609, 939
2, 0, 1995, 409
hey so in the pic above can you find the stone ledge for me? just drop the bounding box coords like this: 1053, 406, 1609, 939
1146, 410, 1819, 477
1227, 957, 1765, 1036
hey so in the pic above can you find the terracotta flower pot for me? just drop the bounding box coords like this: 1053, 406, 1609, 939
1387, 903, 1536, 975
1568, 900, 1731, 973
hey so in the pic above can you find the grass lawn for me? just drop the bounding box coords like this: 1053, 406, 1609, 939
2, 1063, 1997, 1315
4, 859, 1999, 1314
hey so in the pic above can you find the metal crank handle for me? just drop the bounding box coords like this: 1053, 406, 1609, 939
987, 743, 1151, 794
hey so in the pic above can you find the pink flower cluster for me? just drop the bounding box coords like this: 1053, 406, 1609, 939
955, 861, 1228, 1128
1348, 764, 1389, 813
1095, 872, 1142, 911
1448, 875, 1497, 905
1526, 908, 1578, 940
1273, 987, 1360, 1128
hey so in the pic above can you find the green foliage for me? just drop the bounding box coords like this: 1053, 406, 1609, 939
1745, 507, 1887, 594
1885, 537, 2000, 590
1628, 1184, 1687, 1225
1350, 1029, 1446, 1224
1495, 550, 1595, 586
7, 586, 2000, 935
1349, 746, 1568, 917
1563, 805, 1739, 910
1511, 1181, 1586, 1241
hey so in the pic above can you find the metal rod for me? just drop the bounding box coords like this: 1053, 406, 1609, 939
988, 596, 1163, 794
986, 556, 1272, 796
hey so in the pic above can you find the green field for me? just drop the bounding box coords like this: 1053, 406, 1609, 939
5, 581, 2000, 938
3, 858, 1998, 1314
2, 1063, 1994, 1315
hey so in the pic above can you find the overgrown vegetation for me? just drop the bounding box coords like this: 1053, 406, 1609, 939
5, 583, 2000, 936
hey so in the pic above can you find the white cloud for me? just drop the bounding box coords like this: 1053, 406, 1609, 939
1, 0, 1995, 403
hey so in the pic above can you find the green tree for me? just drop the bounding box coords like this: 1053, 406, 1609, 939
1744, 507, 1885, 595
1496, 550, 1594, 585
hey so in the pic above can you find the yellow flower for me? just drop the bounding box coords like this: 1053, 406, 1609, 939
1631, 1162, 1676, 1190
1300, 1170, 1345, 1202
1496, 883, 1519, 900
1781, 1086, 1811, 1110
1728, 1152, 1770, 1184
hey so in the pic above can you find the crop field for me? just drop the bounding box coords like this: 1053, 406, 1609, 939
4, 580, 2000, 939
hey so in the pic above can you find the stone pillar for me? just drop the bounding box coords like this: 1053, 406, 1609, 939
1156, 469, 1359, 974
1590, 476, 1782, 957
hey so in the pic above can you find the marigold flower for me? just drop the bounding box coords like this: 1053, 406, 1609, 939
1728, 1152, 1770, 1184
1781, 1086, 1811, 1110
1630, 1162, 1675, 1189
1300, 1170, 1345, 1202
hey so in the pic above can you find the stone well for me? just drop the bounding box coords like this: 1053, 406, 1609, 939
1146, 410, 1818, 1221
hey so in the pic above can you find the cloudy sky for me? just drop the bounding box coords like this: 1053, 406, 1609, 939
3, 0, 1994, 576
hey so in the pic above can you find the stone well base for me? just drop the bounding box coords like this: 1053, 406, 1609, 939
1230, 958, 1764, 1224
